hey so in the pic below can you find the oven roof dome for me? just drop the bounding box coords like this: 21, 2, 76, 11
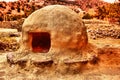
22, 5, 88, 50
22, 5, 84, 33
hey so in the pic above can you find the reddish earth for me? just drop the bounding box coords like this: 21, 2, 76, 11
0, 19, 120, 80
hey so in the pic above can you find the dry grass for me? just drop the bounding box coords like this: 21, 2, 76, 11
89, 38, 120, 48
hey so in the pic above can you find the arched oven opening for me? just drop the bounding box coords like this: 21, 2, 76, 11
28, 32, 51, 53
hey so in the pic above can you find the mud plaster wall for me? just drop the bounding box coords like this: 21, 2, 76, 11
9, 5, 95, 65
21, 5, 88, 53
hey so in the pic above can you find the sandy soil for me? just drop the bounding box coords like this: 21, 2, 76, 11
0, 20, 120, 80
3, 38, 120, 80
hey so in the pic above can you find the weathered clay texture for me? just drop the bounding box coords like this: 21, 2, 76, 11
8, 5, 96, 65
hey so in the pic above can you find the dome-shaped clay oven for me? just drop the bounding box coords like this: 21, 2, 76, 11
22, 5, 88, 53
